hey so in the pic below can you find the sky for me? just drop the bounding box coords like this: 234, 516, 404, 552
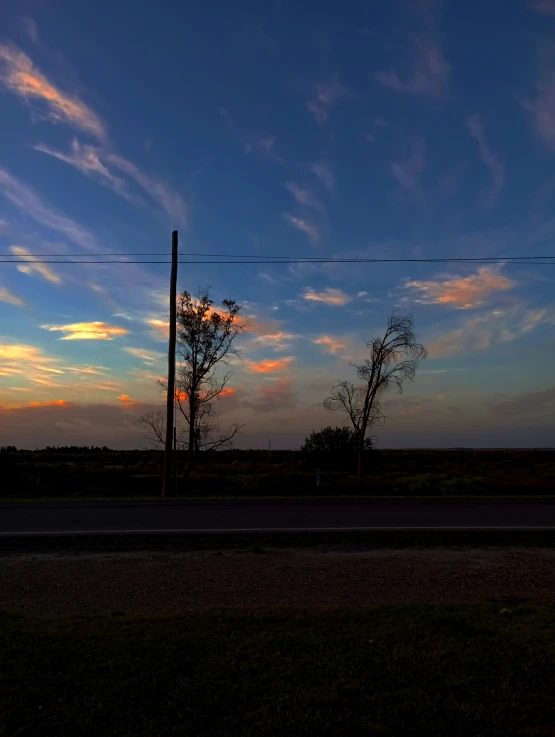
1, 0, 555, 449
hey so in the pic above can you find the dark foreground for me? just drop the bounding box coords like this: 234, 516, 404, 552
2, 606, 554, 737
2, 498, 555, 535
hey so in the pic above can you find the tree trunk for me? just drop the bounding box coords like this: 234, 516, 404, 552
358, 433, 365, 487
181, 396, 196, 486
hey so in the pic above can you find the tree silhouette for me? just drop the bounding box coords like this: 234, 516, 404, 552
325, 312, 426, 483
139, 287, 246, 485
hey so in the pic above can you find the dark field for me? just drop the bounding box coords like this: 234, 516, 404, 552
1, 605, 554, 737
1, 448, 555, 500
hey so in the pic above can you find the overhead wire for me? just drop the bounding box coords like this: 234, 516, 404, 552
1, 257, 555, 265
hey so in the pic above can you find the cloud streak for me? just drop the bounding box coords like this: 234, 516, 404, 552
466, 115, 506, 208
389, 139, 426, 201
0, 287, 25, 307
428, 306, 555, 358
42, 321, 128, 340
285, 182, 325, 214
0, 168, 97, 250
34, 140, 188, 226
406, 267, 514, 309
247, 357, 293, 373
122, 347, 165, 364
303, 287, 351, 306
375, 38, 450, 99
310, 161, 336, 194
313, 335, 347, 354
283, 214, 320, 243
0, 45, 105, 140
306, 79, 350, 125
10, 245, 61, 284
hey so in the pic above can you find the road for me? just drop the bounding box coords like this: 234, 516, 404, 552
1, 499, 555, 535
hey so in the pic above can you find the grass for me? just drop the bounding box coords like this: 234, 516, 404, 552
1, 605, 554, 736
2, 493, 555, 503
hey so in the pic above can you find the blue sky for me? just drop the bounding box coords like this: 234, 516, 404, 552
1, 0, 555, 448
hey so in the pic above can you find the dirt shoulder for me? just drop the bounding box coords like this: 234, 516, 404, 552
2, 546, 555, 616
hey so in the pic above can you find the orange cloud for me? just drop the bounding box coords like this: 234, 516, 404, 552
0, 45, 105, 139
303, 287, 351, 306
407, 267, 514, 309
247, 357, 293, 373
117, 394, 138, 407
313, 335, 347, 354
43, 321, 127, 340
175, 387, 236, 402
29, 399, 67, 407
0, 343, 61, 381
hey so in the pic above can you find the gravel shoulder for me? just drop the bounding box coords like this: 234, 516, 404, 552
2, 545, 555, 616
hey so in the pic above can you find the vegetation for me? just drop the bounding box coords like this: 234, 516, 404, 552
1, 605, 554, 736
301, 425, 374, 470
325, 312, 426, 483
1, 448, 554, 500
138, 287, 246, 485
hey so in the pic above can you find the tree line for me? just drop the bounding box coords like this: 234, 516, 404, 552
139, 287, 427, 487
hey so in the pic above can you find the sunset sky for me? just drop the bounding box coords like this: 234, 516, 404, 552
1, 0, 555, 449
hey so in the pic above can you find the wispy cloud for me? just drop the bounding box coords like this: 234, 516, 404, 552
10, 245, 61, 284
34, 140, 188, 226
247, 357, 293, 373
0, 286, 25, 307
375, 37, 450, 99
0, 45, 106, 140
466, 115, 506, 208
406, 267, 514, 309
283, 214, 320, 243
29, 399, 67, 408
251, 332, 297, 350
21, 17, 38, 44
313, 335, 347, 354
42, 321, 128, 340
285, 182, 325, 214
122, 347, 165, 364
0, 343, 60, 381
310, 161, 336, 194
389, 139, 426, 201
428, 306, 555, 358
103, 152, 188, 226
524, 72, 555, 151
0, 168, 97, 250
117, 393, 138, 407
303, 287, 351, 306
530, 0, 555, 15
306, 79, 350, 125
33, 139, 129, 197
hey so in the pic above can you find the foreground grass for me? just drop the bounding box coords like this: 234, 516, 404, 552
2, 493, 555, 502
1, 606, 554, 736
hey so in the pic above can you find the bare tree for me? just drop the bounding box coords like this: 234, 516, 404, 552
325, 312, 426, 483
138, 287, 246, 484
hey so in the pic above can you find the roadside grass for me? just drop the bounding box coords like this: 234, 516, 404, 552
2, 493, 555, 503
1, 605, 554, 736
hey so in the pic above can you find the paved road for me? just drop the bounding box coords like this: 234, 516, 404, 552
1, 499, 555, 535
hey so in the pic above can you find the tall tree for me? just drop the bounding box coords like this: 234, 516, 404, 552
324, 312, 426, 483
139, 287, 246, 484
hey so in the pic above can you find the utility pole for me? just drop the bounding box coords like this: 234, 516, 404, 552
162, 230, 178, 499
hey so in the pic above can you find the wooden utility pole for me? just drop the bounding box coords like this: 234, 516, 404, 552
162, 230, 178, 498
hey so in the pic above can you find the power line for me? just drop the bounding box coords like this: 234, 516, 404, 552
1, 257, 555, 265
1, 252, 555, 262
